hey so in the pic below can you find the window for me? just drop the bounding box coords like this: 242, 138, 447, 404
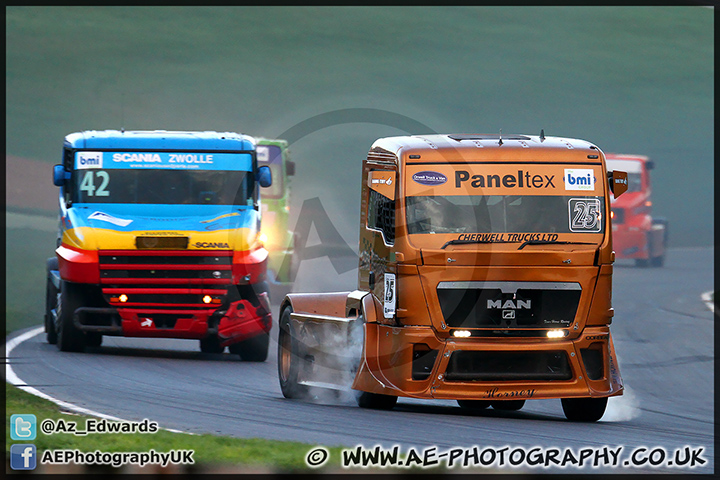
368, 188, 395, 244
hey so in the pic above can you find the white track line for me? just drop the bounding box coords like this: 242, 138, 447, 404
4, 326, 190, 434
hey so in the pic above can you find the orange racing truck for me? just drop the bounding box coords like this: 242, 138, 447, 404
277, 133, 628, 422
45, 130, 273, 360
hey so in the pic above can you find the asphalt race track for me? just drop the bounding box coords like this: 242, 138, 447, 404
6, 247, 714, 474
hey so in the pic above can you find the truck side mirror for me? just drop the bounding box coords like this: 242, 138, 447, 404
646, 160, 655, 170
53, 164, 70, 186
286, 160, 296, 177
257, 165, 272, 188
608, 170, 628, 198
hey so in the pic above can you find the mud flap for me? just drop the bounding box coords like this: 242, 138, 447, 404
607, 334, 624, 394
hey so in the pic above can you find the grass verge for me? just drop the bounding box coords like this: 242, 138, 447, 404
5, 382, 344, 474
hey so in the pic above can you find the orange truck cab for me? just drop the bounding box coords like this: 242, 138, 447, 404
605, 154, 668, 267
278, 133, 628, 422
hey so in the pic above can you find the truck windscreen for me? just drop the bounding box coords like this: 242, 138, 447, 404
406, 195, 605, 235
72, 168, 251, 205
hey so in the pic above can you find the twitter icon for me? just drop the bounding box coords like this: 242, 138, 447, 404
11, 414, 37, 440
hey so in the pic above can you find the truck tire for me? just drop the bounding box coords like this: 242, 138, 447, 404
86, 332, 103, 348
56, 281, 86, 353
357, 391, 398, 410
491, 400, 526, 411
561, 397, 607, 422
45, 257, 59, 345
277, 306, 309, 399
232, 333, 269, 362
650, 218, 668, 267
200, 335, 224, 354
457, 400, 491, 410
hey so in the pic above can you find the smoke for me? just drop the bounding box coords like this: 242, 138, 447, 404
293, 297, 366, 406
602, 384, 641, 422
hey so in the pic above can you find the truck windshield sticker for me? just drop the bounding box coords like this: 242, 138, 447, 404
563, 169, 596, 191
569, 198, 602, 232
73, 169, 251, 206
406, 195, 605, 236
369, 170, 396, 201
406, 164, 603, 197
74, 151, 252, 171
87, 211, 133, 227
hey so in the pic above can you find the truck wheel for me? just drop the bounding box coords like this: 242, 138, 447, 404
45, 257, 59, 345
491, 400, 525, 411
357, 391, 398, 410
561, 397, 607, 422
649, 219, 667, 268
56, 281, 86, 353
231, 333, 269, 362
457, 400, 491, 410
277, 306, 309, 398
200, 336, 224, 354
634, 258, 649, 268
86, 332, 103, 348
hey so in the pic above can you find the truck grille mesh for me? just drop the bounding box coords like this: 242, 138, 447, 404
437, 282, 581, 330
445, 351, 572, 381
98, 250, 233, 308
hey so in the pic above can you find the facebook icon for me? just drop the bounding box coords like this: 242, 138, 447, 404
11, 444, 37, 470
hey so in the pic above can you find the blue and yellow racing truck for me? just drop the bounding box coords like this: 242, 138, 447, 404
45, 130, 273, 360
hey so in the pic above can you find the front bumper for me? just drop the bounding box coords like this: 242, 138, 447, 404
72, 299, 271, 346
352, 323, 623, 401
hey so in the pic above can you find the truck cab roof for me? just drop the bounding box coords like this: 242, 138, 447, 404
64, 130, 255, 151
370, 134, 603, 164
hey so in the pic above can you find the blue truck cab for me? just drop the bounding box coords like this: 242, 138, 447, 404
45, 130, 273, 360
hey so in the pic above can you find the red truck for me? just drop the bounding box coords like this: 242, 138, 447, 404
605, 154, 667, 267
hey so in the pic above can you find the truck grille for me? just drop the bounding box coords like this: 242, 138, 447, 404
445, 350, 572, 381
99, 250, 233, 308
437, 281, 581, 330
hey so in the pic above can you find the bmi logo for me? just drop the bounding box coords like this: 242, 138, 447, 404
564, 169, 595, 191
77, 151, 103, 169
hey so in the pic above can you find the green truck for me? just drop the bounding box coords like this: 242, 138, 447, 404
256, 138, 297, 299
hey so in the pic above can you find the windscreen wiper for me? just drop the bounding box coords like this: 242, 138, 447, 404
517, 240, 596, 250
441, 239, 506, 249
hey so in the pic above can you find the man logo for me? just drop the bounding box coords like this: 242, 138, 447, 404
487, 299, 532, 310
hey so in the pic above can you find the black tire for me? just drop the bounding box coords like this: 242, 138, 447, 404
86, 332, 103, 348
650, 254, 665, 268
277, 306, 309, 398
56, 281, 86, 353
357, 391, 398, 410
634, 258, 650, 268
45, 257, 59, 345
491, 400, 526, 411
561, 397, 608, 422
231, 333, 269, 361
649, 220, 667, 268
457, 400, 491, 410
200, 335, 224, 354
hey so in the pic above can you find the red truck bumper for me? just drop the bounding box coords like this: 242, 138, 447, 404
80, 298, 271, 346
